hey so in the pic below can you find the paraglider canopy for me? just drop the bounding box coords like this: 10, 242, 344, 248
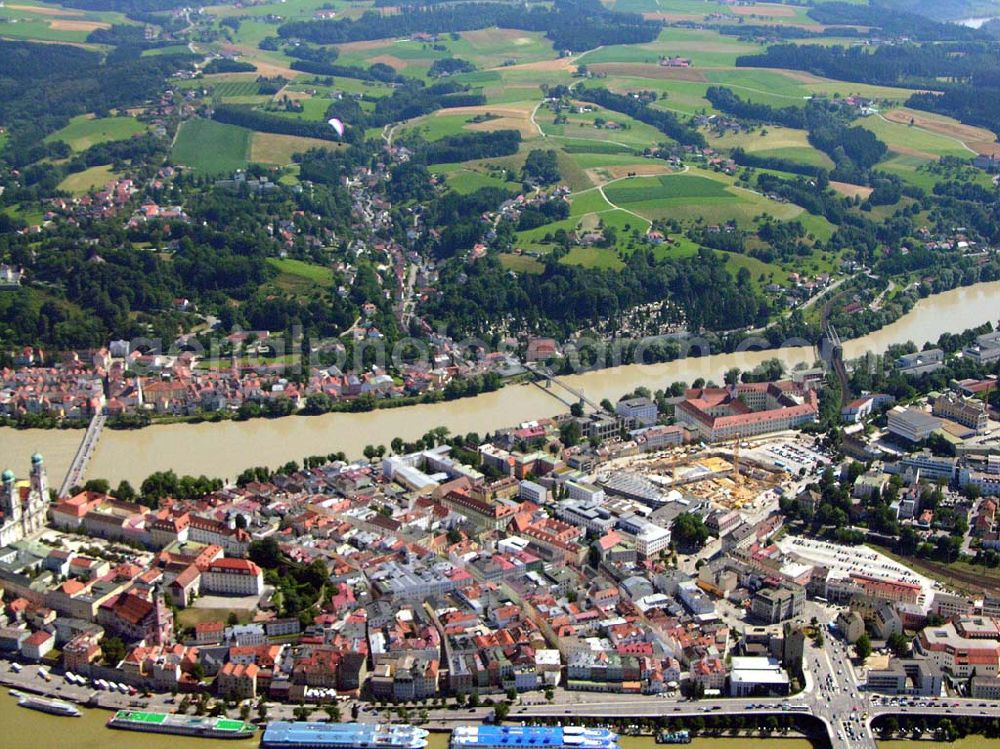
327, 117, 345, 137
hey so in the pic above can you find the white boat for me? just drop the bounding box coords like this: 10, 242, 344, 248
18, 694, 82, 717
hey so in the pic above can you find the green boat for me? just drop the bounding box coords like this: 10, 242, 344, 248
107, 710, 256, 739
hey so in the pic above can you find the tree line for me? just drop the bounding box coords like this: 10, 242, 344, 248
211, 105, 344, 142
705, 86, 887, 181
574, 85, 706, 147
277, 0, 661, 53
736, 41, 1000, 136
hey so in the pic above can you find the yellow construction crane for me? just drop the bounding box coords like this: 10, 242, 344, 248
732, 434, 741, 488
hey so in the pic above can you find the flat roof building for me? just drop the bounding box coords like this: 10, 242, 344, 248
887, 407, 942, 443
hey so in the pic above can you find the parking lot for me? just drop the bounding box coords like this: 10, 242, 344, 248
747, 437, 831, 476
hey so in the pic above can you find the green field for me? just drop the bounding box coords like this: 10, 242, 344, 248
709, 125, 835, 170
176, 606, 253, 629
579, 26, 761, 68
266, 257, 335, 294
45, 115, 147, 152
603, 169, 803, 225
605, 174, 732, 204
58, 164, 118, 195
538, 105, 665, 149
334, 28, 558, 74
860, 113, 973, 160
0, 18, 93, 42
172, 118, 251, 174
209, 79, 264, 98
443, 168, 522, 194
498, 253, 546, 274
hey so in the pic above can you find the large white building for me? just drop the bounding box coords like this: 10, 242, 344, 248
915, 617, 1000, 679
887, 407, 942, 443
200, 558, 264, 597
728, 656, 790, 696
616, 397, 658, 427
616, 515, 671, 557
0, 454, 48, 547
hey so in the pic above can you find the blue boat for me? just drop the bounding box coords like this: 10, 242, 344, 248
261, 723, 429, 749
450, 726, 618, 749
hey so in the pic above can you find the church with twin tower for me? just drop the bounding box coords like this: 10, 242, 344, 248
0, 453, 49, 547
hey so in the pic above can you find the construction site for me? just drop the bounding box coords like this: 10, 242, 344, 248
595, 437, 800, 512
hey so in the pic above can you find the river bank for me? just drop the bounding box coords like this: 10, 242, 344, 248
0, 689, 819, 749
2, 280, 998, 487
5, 688, 1000, 749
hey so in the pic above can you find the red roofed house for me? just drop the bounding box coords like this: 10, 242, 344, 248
21, 629, 55, 660
97, 590, 174, 647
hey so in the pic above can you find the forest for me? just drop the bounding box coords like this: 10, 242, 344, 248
289, 60, 406, 84
736, 42, 1000, 134
277, 0, 661, 52
212, 105, 344, 142
806, 1, 984, 41
0, 41, 194, 167
423, 248, 768, 338
413, 130, 521, 165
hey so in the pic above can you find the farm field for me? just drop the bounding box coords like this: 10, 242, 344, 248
537, 105, 665, 149
0, 1, 127, 43
440, 168, 522, 195
45, 114, 147, 152
206, 77, 264, 99
708, 126, 835, 170
250, 132, 342, 165
859, 113, 973, 160
602, 170, 803, 225
172, 118, 251, 174
578, 28, 760, 68
879, 107, 1000, 155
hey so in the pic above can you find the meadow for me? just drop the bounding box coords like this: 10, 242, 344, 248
266, 257, 335, 290
45, 115, 147, 152
250, 132, 342, 166
860, 113, 974, 160
172, 119, 251, 174
57, 164, 118, 195
708, 126, 835, 170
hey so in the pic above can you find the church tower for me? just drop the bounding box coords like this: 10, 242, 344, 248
2, 468, 20, 526
30, 453, 47, 499
151, 584, 175, 646
26, 453, 47, 533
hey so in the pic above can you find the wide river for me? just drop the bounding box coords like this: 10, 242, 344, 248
1, 281, 999, 486
4, 692, 1000, 749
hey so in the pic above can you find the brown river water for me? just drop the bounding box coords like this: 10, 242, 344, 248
0, 281, 998, 486
6, 689, 1000, 749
